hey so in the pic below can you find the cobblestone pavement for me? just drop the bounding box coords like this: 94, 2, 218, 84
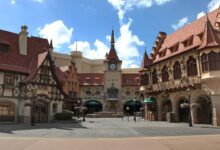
0, 117, 220, 138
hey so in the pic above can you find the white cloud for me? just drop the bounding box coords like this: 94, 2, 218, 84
39, 20, 73, 49
11, 0, 16, 4
208, 0, 220, 12
171, 17, 189, 30
115, 18, 144, 68
69, 18, 144, 68
197, 11, 205, 19
108, 0, 172, 22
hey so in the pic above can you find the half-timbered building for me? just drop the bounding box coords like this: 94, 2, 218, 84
0, 26, 65, 123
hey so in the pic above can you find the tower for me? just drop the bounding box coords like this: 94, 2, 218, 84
103, 30, 122, 112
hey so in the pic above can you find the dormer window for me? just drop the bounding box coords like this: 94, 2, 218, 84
159, 49, 166, 58
169, 44, 179, 53
182, 36, 193, 47
197, 32, 204, 41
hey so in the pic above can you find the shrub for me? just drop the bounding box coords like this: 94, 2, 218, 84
54, 111, 73, 120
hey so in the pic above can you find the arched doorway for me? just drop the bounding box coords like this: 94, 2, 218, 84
196, 97, 212, 124
34, 100, 49, 123
178, 98, 189, 122
0, 101, 16, 122
84, 100, 103, 113
162, 99, 172, 121
123, 100, 143, 115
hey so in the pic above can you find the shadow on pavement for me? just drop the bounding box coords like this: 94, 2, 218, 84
0, 120, 87, 134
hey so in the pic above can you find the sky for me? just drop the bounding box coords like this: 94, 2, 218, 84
0, 0, 219, 68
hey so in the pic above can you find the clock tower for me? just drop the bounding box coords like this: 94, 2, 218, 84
103, 30, 122, 112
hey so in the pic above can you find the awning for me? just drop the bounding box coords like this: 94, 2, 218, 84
144, 97, 156, 104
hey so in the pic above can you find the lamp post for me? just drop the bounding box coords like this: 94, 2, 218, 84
133, 99, 136, 122
31, 89, 37, 126
187, 88, 193, 127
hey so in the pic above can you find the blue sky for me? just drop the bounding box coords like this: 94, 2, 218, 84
0, 0, 219, 68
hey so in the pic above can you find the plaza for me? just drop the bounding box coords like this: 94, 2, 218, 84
0, 118, 220, 150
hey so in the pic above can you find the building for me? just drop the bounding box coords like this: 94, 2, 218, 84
54, 30, 142, 114
140, 8, 220, 126
0, 26, 65, 123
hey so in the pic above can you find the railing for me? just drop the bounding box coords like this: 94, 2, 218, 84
142, 76, 201, 93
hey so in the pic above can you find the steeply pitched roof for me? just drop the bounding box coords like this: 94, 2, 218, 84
152, 8, 220, 63
140, 50, 152, 69
107, 30, 120, 61
198, 15, 220, 50
0, 29, 49, 73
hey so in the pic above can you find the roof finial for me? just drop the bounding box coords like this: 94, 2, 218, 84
75, 40, 78, 52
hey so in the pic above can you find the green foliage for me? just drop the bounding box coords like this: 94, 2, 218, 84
54, 110, 74, 120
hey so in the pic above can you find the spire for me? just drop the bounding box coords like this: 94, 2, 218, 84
49, 39, 53, 49
111, 30, 115, 50
141, 47, 152, 69
199, 15, 220, 50
107, 30, 120, 61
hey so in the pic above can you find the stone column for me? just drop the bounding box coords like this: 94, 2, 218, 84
211, 95, 220, 126
191, 107, 198, 124
196, 54, 201, 77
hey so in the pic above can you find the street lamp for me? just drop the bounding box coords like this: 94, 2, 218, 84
133, 99, 136, 122
186, 88, 193, 127
31, 89, 37, 126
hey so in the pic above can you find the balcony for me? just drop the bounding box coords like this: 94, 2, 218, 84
145, 76, 201, 94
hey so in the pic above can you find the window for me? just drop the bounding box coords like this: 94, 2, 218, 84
86, 90, 91, 95
140, 73, 149, 85
95, 91, 101, 95
41, 66, 49, 75
162, 65, 169, 82
52, 103, 58, 113
152, 69, 158, 84
173, 61, 181, 80
4, 73, 14, 85
187, 56, 198, 76
182, 37, 193, 47
201, 54, 209, 72
169, 44, 179, 53
201, 52, 220, 72
0, 102, 15, 116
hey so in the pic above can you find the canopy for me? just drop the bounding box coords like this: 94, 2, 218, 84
144, 97, 156, 104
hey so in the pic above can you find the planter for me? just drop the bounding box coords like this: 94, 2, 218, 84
180, 103, 189, 109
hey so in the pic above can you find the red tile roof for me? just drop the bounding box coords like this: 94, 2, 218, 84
153, 8, 220, 63
0, 29, 49, 73
122, 73, 140, 86
79, 73, 104, 86
199, 16, 220, 50
56, 67, 65, 83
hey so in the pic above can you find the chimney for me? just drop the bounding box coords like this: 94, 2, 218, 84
19, 25, 28, 55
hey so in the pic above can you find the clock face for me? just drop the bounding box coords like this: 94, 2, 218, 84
109, 63, 116, 70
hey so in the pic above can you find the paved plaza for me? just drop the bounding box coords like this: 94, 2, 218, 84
0, 118, 220, 138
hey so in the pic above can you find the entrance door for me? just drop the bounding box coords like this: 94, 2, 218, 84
179, 99, 189, 122
197, 97, 212, 124
34, 101, 48, 123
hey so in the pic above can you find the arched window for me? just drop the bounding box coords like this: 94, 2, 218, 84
140, 73, 149, 85
162, 65, 169, 82
152, 69, 158, 84
173, 61, 181, 80
187, 56, 198, 76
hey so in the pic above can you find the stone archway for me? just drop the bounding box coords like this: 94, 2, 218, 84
161, 99, 172, 121
34, 100, 49, 123
0, 101, 16, 122
196, 96, 212, 124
